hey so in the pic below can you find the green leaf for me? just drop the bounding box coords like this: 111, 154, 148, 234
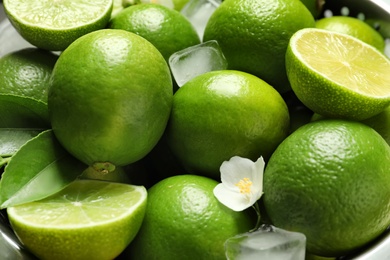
0, 128, 44, 157
0, 94, 50, 128
0, 129, 87, 208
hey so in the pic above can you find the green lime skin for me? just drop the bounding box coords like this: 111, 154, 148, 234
127, 174, 254, 259
263, 119, 390, 257
361, 106, 390, 145
285, 28, 390, 121
203, 0, 315, 93
48, 29, 173, 170
166, 70, 290, 178
108, 3, 200, 62
0, 48, 58, 103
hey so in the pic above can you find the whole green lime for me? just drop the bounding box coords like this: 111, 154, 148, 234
0, 48, 58, 103
108, 3, 200, 62
128, 174, 254, 259
203, 0, 315, 93
166, 70, 290, 178
48, 29, 173, 172
263, 119, 390, 257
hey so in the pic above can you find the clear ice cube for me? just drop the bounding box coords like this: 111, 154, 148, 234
168, 40, 228, 87
181, 0, 221, 39
225, 224, 306, 260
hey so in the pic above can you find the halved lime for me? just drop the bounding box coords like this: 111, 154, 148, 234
7, 179, 147, 260
3, 0, 113, 51
286, 28, 390, 120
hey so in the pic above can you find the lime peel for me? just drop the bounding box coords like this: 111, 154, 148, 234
286, 28, 390, 120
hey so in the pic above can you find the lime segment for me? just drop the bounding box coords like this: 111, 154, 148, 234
294, 30, 389, 97
286, 28, 390, 120
7, 179, 147, 260
5, 0, 112, 28
4, 0, 113, 50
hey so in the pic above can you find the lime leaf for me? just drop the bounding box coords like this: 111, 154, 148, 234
0, 94, 50, 128
0, 128, 44, 157
0, 130, 87, 209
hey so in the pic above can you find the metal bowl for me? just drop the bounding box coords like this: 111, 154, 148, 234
0, 1, 390, 259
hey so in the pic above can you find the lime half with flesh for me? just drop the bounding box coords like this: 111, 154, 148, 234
7, 179, 147, 260
286, 28, 390, 120
3, 0, 113, 51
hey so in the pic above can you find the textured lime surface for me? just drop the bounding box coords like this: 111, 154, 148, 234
0, 48, 58, 103
108, 3, 200, 61
7, 179, 147, 260
48, 29, 172, 169
263, 120, 390, 257
4, 0, 113, 50
286, 28, 390, 120
203, 0, 315, 93
129, 175, 254, 259
166, 70, 290, 178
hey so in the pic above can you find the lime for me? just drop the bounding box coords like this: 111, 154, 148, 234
361, 106, 390, 145
108, 3, 200, 62
316, 16, 385, 51
312, 106, 390, 145
48, 29, 173, 172
300, 0, 325, 18
79, 166, 131, 184
7, 179, 147, 260
286, 28, 390, 121
3, 0, 113, 51
128, 174, 254, 259
172, 0, 190, 11
263, 120, 390, 257
166, 70, 290, 178
203, 0, 315, 93
112, 0, 125, 17
0, 48, 58, 103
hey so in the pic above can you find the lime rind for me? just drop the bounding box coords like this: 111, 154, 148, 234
291, 28, 390, 98
7, 180, 147, 228
286, 28, 390, 120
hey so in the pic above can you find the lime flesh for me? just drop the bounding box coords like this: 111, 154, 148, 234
4, 0, 113, 50
286, 28, 390, 120
7, 179, 147, 260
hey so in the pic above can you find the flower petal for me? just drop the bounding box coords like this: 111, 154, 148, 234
220, 156, 255, 191
213, 183, 254, 211
251, 156, 265, 193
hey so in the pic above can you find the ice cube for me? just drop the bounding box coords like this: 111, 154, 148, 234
181, 0, 221, 39
168, 40, 228, 87
225, 224, 306, 260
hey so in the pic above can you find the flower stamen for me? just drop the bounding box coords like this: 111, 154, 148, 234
235, 177, 253, 194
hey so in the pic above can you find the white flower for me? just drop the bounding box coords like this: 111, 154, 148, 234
213, 156, 265, 211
